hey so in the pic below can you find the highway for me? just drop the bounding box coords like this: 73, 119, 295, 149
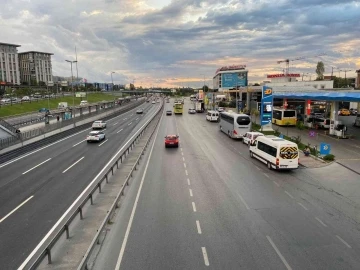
92, 98, 360, 270
0, 100, 161, 269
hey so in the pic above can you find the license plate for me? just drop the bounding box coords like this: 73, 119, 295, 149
170, 142, 174, 144
280, 165, 288, 168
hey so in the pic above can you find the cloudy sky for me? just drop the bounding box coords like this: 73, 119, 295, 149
1, 0, 359, 87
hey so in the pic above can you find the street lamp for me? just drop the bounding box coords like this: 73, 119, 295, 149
65, 60, 77, 121
111, 71, 116, 106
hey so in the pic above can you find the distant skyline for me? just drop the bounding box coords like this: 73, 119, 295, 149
1, 0, 359, 87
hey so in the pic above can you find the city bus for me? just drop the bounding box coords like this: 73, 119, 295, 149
219, 111, 251, 139
272, 108, 297, 126
174, 102, 183, 114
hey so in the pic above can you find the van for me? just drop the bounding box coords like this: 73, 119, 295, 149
249, 135, 299, 170
242, 132, 264, 146
306, 117, 330, 129
58, 102, 68, 110
206, 110, 219, 122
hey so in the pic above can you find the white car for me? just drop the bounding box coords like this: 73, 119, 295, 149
152, 101, 156, 104
243, 132, 264, 145
87, 131, 106, 142
80, 100, 88, 106
92, 120, 107, 129
22, 96, 30, 102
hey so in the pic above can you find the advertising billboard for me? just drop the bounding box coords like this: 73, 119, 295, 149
198, 90, 204, 100
75, 92, 86, 98
221, 72, 248, 88
260, 86, 273, 131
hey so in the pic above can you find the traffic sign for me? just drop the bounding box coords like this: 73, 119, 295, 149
320, 143, 331, 155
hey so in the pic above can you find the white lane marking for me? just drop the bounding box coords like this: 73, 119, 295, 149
98, 139, 108, 147
298, 202, 308, 211
113, 122, 118, 126
187, 178, 190, 185
123, 118, 127, 120
128, 122, 132, 126
201, 247, 210, 266
183, 163, 186, 168
0, 196, 34, 223
62, 157, 85, 173
192, 202, 197, 212
238, 194, 250, 210
114, 108, 162, 270
273, 181, 280, 187
315, 217, 327, 227
0, 128, 91, 169
73, 139, 86, 147
180, 147, 183, 151
182, 157, 185, 162
335, 235, 352, 248
136, 118, 139, 121
185, 170, 188, 176
263, 173, 270, 178
181, 152, 183, 156
117, 128, 123, 134
284, 191, 294, 199
189, 189, 193, 197
196, 220, 202, 234
266, 236, 292, 270
255, 166, 261, 171
19, 105, 161, 270
22, 158, 51, 175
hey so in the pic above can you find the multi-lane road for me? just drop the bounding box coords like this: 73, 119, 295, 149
91, 99, 360, 270
0, 100, 161, 269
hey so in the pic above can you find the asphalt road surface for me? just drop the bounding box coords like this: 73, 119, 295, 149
0, 101, 161, 269
92, 98, 360, 270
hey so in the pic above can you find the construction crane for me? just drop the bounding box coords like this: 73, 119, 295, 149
277, 53, 327, 76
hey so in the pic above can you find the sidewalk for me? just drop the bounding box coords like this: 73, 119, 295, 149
298, 151, 330, 168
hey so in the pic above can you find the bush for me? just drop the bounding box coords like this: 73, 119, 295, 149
218, 101, 228, 107
274, 128, 281, 136
323, 154, 335, 161
296, 121, 305, 130
228, 100, 236, 108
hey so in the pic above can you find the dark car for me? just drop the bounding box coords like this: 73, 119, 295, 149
166, 110, 172, 115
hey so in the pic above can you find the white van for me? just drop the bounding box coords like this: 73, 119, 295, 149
58, 102, 68, 109
206, 110, 219, 122
243, 132, 264, 145
249, 135, 299, 170
80, 100, 88, 106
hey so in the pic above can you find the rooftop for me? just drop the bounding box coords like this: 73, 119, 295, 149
19, 51, 54, 55
0, 42, 21, 47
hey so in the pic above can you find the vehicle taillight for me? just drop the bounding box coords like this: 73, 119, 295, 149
276, 158, 279, 166
233, 130, 238, 135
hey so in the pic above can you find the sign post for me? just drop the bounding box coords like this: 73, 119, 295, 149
260, 86, 273, 131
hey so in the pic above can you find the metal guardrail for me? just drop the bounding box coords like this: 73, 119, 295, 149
0, 99, 142, 151
20, 100, 164, 270
77, 104, 162, 270
0, 117, 19, 135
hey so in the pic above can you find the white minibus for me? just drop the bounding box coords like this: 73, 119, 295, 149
249, 135, 299, 170
206, 110, 219, 122
219, 111, 251, 139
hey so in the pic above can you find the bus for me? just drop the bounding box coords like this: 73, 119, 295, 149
249, 135, 299, 170
206, 110, 219, 122
174, 103, 183, 114
272, 108, 297, 126
219, 111, 251, 139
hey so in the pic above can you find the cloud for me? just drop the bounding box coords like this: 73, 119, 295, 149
0, 0, 359, 87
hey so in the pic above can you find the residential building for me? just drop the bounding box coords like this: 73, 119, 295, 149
0, 42, 21, 85
18, 51, 53, 85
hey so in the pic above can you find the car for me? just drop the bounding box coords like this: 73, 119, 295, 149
165, 135, 179, 148
166, 110, 172, 115
217, 107, 225, 112
188, 108, 196, 114
136, 108, 143, 114
87, 131, 106, 142
92, 120, 107, 129
80, 100, 88, 106
152, 101, 156, 104
21, 96, 30, 102
243, 132, 264, 145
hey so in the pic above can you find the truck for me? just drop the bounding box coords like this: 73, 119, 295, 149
58, 102, 68, 110
195, 101, 205, 113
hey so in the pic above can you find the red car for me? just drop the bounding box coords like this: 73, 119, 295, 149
164, 135, 179, 148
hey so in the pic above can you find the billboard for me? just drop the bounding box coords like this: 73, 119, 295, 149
198, 90, 204, 100
221, 72, 248, 88
75, 92, 86, 97
260, 86, 273, 131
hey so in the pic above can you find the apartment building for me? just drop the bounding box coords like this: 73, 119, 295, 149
0, 42, 21, 85
19, 51, 53, 85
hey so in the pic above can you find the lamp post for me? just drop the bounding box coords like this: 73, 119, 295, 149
111, 71, 116, 106
65, 60, 77, 123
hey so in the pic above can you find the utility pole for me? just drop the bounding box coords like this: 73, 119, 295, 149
111, 71, 115, 106
75, 46, 79, 91
65, 59, 77, 125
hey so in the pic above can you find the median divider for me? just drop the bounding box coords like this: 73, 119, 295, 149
19, 100, 164, 270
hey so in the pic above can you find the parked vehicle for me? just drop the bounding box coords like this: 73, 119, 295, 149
58, 102, 68, 109
249, 135, 299, 170
80, 100, 88, 106
21, 96, 30, 102
272, 108, 297, 126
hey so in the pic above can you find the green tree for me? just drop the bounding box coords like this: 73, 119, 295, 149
315, 61, 325, 80
203, 85, 209, 92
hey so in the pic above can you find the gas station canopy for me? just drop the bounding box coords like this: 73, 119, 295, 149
273, 91, 360, 102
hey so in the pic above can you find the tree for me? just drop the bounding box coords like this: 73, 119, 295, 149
202, 85, 209, 92
253, 83, 260, 86
315, 61, 325, 80
251, 108, 260, 124
130, 83, 135, 90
